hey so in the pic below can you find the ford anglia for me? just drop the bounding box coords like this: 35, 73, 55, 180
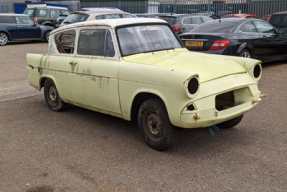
26, 18, 264, 150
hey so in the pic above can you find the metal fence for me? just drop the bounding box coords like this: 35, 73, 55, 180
0, 2, 14, 13
81, 1, 148, 13
159, 0, 287, 18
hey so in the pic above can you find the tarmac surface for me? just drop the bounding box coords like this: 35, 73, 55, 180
0, 42, 287, 191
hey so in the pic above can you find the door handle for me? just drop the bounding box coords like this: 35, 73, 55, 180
69, 61, 77, 65
17, 26, 22, 28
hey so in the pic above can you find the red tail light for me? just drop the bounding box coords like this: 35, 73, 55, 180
172, 26, 182, 32
34, 17, 39, 23
210, 40, 230, 50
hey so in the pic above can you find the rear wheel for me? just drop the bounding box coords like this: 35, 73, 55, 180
240, 49, 252, 58
44, 79, 65, 112
216, 115, 244, 129
43, 31, 50, 42
0, 32, 8, 46
138, 98, 176, 151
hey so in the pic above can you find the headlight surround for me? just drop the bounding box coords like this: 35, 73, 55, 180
252, 63, 262, 81
184, 74, 200, 98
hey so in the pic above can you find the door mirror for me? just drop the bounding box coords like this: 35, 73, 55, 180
278, 29, 285, 34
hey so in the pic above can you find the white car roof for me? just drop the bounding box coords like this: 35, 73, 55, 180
50, 18, 167, 34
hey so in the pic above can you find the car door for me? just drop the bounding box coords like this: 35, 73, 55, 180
44, 29, 77, 102
15, 16, 41, 39
0, 16, 18, 39
252, 20, 283, 62
71, 27, 121, 115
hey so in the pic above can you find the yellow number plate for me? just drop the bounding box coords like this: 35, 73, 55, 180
56, 24, 60, 27
185, 41, 203, 47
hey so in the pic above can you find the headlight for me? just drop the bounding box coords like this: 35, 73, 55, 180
253, 64, 262, 80
184, 75, 200, 98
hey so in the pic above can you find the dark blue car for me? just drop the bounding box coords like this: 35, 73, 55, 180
0, 13, 54, 46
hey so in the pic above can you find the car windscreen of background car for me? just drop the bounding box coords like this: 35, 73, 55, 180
64, 13, 89, 24
117, 25, 182, 56
158, 16, 178, 25
191, 20, 237, 33
24, 9, 35, 16
269, 14, 287, 28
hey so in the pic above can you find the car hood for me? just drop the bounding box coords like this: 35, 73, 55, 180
122, 48, 246, 83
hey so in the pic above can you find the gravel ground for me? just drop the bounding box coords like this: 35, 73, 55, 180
0, 42, 286, 192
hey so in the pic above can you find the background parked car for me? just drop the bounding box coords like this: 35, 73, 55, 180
0, 14, 53, 46
262, 15, 271, 22
179, 18, 287, 63
221, 14, 261, 19
60, 10, 136, 27
268, 11, 287, 33
53, 14, 68, 28
80, 7, 122, 12
158, 14, 214, 35
136, 13, 171, 18
23, 6, 70, 27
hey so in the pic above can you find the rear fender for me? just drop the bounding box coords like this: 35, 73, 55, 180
237, 43, 254, 57
0, 30, 11, 40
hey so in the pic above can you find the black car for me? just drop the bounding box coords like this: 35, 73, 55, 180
268, 11, 287, 33
53, 15, 68, 28
159, 14, 214, 35
0, 14, 54, 46
179, 18, 287, 63
23, 6, 70, 27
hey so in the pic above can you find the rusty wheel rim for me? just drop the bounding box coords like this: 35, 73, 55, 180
143, 109, 163, 142
46, 85, 58, 106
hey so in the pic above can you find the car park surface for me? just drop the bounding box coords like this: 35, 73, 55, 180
26, 18, 263, 150
179, 18, 287, 63
0, 14, 54, 46
0, 41, 287, 191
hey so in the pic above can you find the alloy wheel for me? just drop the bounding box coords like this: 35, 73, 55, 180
0, 33, 8, 46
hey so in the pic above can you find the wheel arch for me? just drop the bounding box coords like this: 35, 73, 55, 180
130, 92, 167, 121
39, 75, 58, 90
0, 30, 11, 40
237, 43, 254, 58
42, 22, 54, 26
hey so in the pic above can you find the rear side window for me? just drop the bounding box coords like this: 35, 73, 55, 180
78, 29, 115, 57
159, 16, 178, 25
50, 10, 61, 18
269, 15, 287, 28
96, 15, 104, 20
122, 14, 136, 18
183, 17, 202, 24
64, 14, 89, 24
239, 21, 257, 32
201, 16, 213, 22
61, 10, 70, 15
24, 9, 35, 16
39, 9, 47, 17
54, 30, 76, 54
105, 14, 120, 19
0, 16, 16, 24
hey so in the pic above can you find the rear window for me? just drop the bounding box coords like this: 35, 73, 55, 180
159, 16, 178, 25
64, 13, 89, 24
24, 8, 35, 16
269, 14, 287, 28
191, 20, 237, 33
0, 16, 16, 24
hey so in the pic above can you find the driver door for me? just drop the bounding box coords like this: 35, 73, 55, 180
15, 16, 41, 39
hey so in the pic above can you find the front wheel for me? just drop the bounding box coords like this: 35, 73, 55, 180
138, 98, 176, 151
0, 32, 8, 46
216, 115, 244, 129
44, 79, 65, 111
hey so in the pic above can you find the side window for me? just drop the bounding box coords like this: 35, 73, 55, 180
78, 29, 115, 57
0, 16, 16, 24
201, 16, 213, 22
122, 14, 136, 18
61, 10, 70, 15
50, 10, 60, 18
183, 18, 192, 24
105, 14, 120, 19
96, 15, 105, 20
253, 20, 277, 34
54, 30, 76, 54
239, 21, 257, 32
191, 17, 202, 24
39, 9, 47, 17
15, 16, 34, 25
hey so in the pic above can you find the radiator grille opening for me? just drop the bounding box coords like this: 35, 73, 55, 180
216, 91, 235, 111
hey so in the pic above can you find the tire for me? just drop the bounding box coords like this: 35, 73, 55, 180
44, 79, 65, 112
138, 98, 176, 151
239, 49, 252, 58
43, 31, 50, 42
0, 32, 8, 46
216, 115, 244, 129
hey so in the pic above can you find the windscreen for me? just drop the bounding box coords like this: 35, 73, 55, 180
117, 25, 182, 56
158, 16, 178, 25
191, 20, 237, 33
24, 8, 35, 16
63, 13, 89, 24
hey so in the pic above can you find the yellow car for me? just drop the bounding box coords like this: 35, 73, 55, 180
26, 18, 264, 150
